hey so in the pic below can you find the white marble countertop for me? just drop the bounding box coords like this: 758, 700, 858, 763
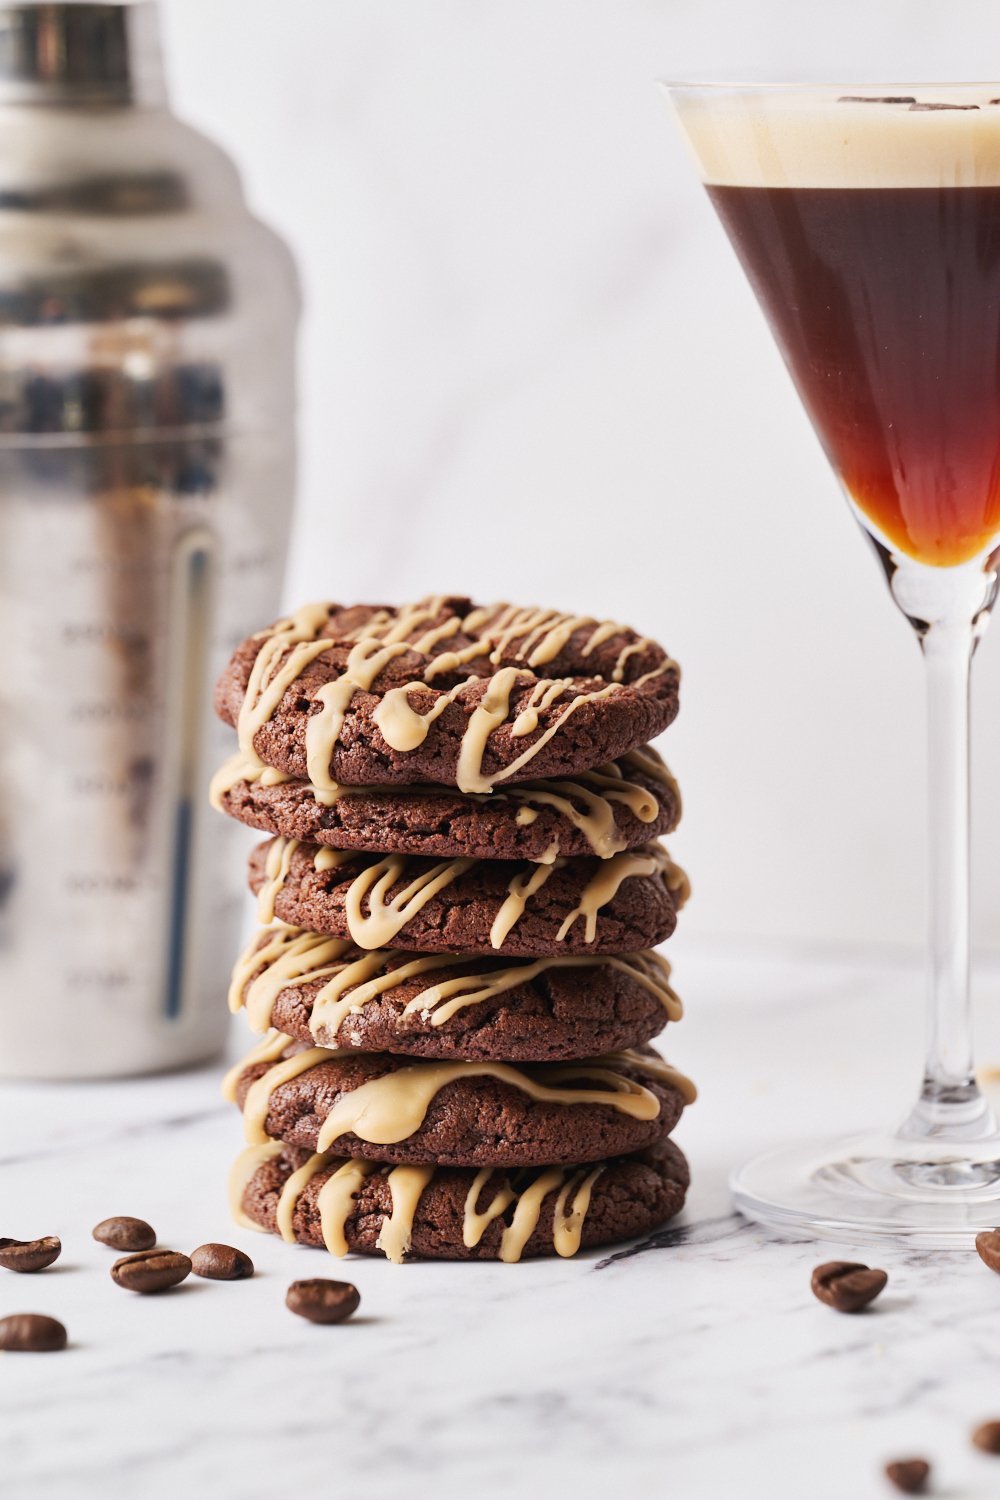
5, 944, 1000, 1500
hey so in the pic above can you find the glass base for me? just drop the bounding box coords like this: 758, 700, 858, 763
732, 1128, 1000, 1247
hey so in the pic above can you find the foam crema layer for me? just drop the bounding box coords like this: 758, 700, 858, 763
668, 87, 1000, 188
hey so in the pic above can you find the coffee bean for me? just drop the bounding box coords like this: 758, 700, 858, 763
975, 1229, 1000, 1273
0, 1236, 61, 1273
811, 1261, 888, 1313
190, 1243, 254, 1281
0, 1313, 67, 1352
110, 1249, 191, 1294
92, 1217, 156, 1252
286, 1278, 360, 1324
885, 1458, 930, 1493
972, 1419, 1000, 1454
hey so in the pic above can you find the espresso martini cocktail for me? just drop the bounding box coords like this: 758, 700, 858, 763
666, 85, 1000, 1242
682, 91, 1000, 568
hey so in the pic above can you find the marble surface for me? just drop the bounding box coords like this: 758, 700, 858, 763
5, 945, 1000, 1499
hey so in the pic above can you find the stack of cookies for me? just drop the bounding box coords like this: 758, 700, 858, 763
209, 597, 695, 1264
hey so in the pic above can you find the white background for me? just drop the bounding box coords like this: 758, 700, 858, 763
158, 0, 1000, 955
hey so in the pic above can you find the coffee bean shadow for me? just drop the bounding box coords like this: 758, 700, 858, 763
133, 1279, 210, 1298
865, 1293, 914, 1315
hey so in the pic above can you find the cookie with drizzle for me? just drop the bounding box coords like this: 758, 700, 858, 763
226, 1035, 694, 1168
211, 743, 681, 863
214, 597, 680, 793
232, 1135, 690, 1264
246, 835, 689, 957
229, 923, 682, 1061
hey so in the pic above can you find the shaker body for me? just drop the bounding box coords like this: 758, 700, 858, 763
0, 428, 293, 1077
0, 4, 300, 1077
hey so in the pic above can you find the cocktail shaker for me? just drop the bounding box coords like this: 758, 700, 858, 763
0, 2, 299, 1077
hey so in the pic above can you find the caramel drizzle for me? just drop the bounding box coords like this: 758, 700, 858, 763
553, 844, 684, 943
264, 1142, 434, 1263
238, 603, 335, 758
221, 1027, 292, 1102
305, 639, 414, 793
229, 924, 683, 1042
227, 1140, 283, 1231
342, 853, 477, 949
231, 1142, 613, 1264
209, 750, 291, 812
311, 1056, 659, 1153
462, 1169, 517, 1246
209, 746, 676, 860
462, 1161, 604, 1261
256, 836, 300, 924
236, 1038, 694, 1153
377, 1165, 436, 1262
500, 1168, 567, 1262
318, 1160, 377, 1255
242, 1045, 332, 1143
551, 1165, 604, 1257
258, 843, 479, 953
489, 862, 558, 947
227, 929, 353, 1032
230, 598, 677, 798
312, 847, 356, 873
372, 679, 471, 753
453, 666, 625, 795
510, 677, 576, 738
275, 1150, 328, 1241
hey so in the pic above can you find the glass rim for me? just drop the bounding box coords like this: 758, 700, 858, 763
659, 79, 1000, 94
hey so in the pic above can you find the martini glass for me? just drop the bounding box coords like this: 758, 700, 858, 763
664, 82, 1000, 1244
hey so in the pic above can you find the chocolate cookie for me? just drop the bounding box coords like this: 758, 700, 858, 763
229, 924, 681, 1060
248, 836, 687, 956
211, 745, 680, 863
227, 1038, 693, 1168
214, 596, 680, 793
232, 1136, 690, 1263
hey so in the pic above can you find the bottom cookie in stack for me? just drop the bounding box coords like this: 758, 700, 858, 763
223, 1033, 694, 1263
231, 1139, 691, 1264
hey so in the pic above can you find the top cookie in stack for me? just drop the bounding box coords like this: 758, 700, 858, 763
211, 596, 694, 1263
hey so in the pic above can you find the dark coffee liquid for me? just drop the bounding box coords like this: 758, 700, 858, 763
708, 184, 1000, 567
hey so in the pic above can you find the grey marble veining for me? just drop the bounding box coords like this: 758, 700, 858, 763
5, 946, 1000, 1499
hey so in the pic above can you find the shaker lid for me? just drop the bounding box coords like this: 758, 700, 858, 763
0, 2, 165, 106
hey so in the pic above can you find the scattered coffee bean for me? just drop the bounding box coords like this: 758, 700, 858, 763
190, 1243, 254, 1281
0, 1313, 67, 1352
0, 1236, 61, 1273
92, 1217, 156, 1252
972, 1420, 1000, 1455
884, 1458, 930, 1493
110, 1248, 191, 1294
975, 1229, 1000, 1273
811, 1260, 888, 1313
286, 1278, 360, 1324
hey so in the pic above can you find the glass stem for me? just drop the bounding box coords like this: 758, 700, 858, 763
901, 616, 994, 1139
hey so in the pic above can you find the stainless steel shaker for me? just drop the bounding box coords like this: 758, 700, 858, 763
0, 2, 299, 1077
